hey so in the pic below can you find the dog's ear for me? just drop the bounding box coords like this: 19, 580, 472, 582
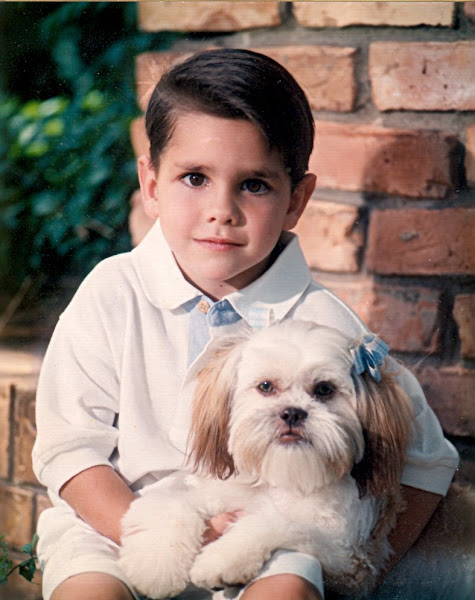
352, 369, 413, 498
188, 335, 245, 479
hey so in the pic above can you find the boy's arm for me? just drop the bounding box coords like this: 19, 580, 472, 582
380, 484, 442, 578
60, 465, 234, 547
60, 465, 135, 545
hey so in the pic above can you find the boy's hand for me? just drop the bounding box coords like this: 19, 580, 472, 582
203, 511, 244, 545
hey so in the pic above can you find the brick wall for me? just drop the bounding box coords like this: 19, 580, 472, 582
0, 352, 46, 599
1, 2, 474, 598
130, 1, 475, 450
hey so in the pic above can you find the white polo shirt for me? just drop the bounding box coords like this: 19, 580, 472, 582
33, 220, 458, 502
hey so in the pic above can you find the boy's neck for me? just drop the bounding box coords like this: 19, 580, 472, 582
176, 238, 287, 302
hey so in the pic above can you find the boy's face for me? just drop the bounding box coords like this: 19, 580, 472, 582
139, 112, 316, 300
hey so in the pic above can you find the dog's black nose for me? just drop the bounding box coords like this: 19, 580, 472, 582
279, 407, 308, 425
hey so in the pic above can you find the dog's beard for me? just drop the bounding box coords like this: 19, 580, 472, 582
229, 403, 363, 495
260, 443, 346, 495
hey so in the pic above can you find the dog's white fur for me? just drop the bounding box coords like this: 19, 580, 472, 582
119, 320, 414, 599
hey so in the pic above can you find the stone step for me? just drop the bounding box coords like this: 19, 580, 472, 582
0, 344, 45, 385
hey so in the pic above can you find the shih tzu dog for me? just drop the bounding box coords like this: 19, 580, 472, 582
119, 320, 415, 599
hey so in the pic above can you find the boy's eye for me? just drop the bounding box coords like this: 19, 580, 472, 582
182, 173, 207, 187
242, 179, 269, 194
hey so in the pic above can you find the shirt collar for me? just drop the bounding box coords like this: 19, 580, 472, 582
131, 219, 201, 310
131, 221, 312, 321
226, 231, 312, 328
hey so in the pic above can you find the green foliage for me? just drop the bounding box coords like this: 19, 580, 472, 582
1, 2, 179, 296
0, 537, 13, 585
0, 90, 134, 292
0, 534, 38, 586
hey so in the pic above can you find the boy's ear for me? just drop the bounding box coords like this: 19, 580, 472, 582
138, 155, 160, 220
283, 173, 317, 231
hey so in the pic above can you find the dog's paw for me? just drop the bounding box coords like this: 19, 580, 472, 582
119, 549, 189, 599
190, 541, 268, 589
119, 526, 192, 599
118, 492, 205, 598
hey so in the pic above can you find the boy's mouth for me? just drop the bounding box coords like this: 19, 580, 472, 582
195, 237, 243, 250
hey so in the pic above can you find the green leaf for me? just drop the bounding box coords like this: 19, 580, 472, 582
21, 100, 41, 120
39, 97, 69, 118
82, 90, 105, 112
21, 533, 39, 557
31, 192, 61, 217
24, 139, 49, 158
87, 164, 110, 187
0, 536, 14, 586
43, 117, 65, 137
18, 123, 40, 146
0, 560, 13, 586
1, 203, 25, 228
0, 98, 19, 120
19, 559, 36, 583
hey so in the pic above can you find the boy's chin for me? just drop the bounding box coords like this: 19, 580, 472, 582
181, 262, 272, 298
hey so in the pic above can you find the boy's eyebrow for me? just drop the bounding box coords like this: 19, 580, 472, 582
175, 163, 285, 180
246, 168, 285, 180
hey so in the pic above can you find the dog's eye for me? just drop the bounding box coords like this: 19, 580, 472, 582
313, 381, 336, 400
257, 381, 275, 394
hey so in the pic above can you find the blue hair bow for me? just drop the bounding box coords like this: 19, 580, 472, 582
349, 334, 389, 382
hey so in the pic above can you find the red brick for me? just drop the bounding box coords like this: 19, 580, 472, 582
293, 199, 363, 273
130, 116, 148, 158
136, 46, 356, 113
367, 208, 475, 276
0, 347, 42, 482
416, 366, 475, 437
0, 548, 42, 600
12, 387, 39, 486
254, 45, 356, 112
309, 121, 463, 199
453, 295, 475, 359
0, 483, 34, 549
136, 51, 196, 111
0, 383, 11, 479
138, 1, 280, 32
129, 190, 154, 247
315, 275, 375, 325
316, 276, 440, 353
370, 41, 475, 111
365, 285, 440, 353
294, 2, 455, 28
465, 2, 475, 23
466, 124, 475, 183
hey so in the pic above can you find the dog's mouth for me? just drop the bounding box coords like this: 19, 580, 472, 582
278, 428, 307, 444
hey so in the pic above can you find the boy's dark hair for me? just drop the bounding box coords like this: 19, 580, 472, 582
145, 48, 315, 187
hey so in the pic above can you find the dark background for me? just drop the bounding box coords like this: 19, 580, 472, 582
0, 2, 177, 311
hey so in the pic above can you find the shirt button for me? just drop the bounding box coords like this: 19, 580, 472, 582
198, 300, 210, 314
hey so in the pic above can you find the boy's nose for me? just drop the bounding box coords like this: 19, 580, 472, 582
206, 188, 240, 225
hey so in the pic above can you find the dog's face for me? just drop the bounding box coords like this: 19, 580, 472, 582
190, 320, 412, 498
228, 323, 364, 494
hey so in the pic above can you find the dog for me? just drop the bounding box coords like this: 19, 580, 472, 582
119, 320, 416, 598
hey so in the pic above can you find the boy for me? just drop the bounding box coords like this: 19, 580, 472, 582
33, 49, 458, 600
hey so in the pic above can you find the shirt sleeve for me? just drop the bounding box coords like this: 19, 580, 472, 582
390, 359, 459, 496
32, 263, 122, 496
